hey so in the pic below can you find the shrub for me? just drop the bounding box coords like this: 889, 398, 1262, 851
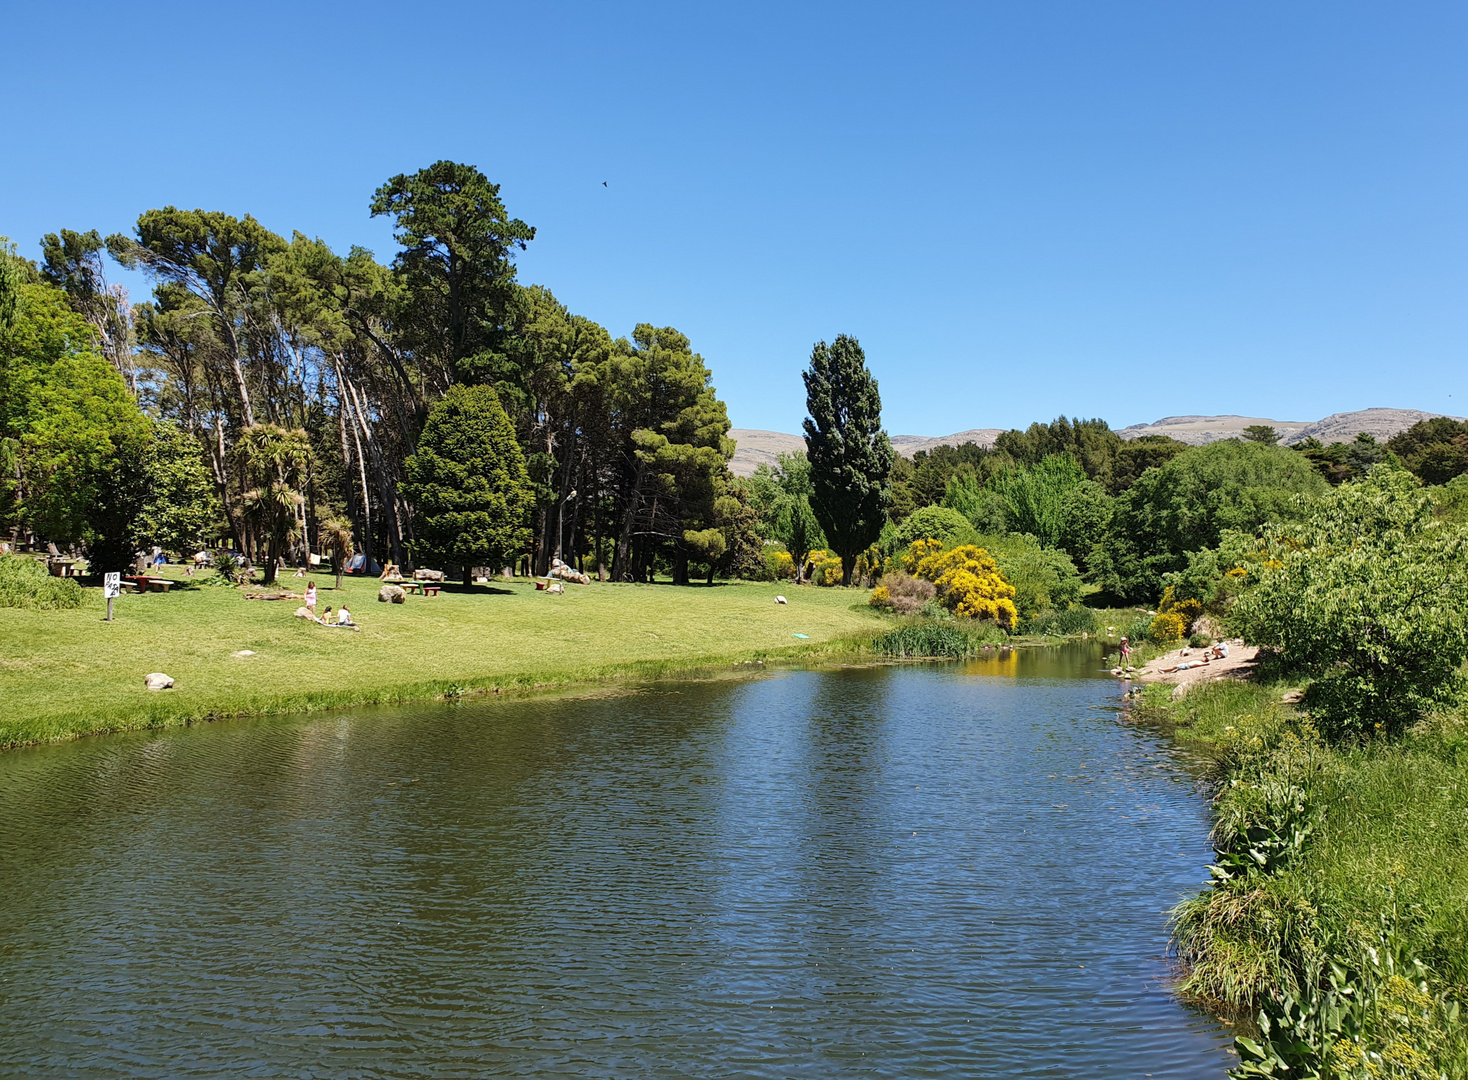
914, 544, 1019, 629
0, 556, 85, 610
892, 505, 979, 551
868, 571, 936, 616
765, 550, 795, 580
977, 532, 1082, 618
1233, 463, 1468, 739
872, 622, 1001, 658
1149, 610, 1188, 644
1019, 605, 1098, 637
1189, 632, 1212, 648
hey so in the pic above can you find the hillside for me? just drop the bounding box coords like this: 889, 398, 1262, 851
730, 408, 1455, 475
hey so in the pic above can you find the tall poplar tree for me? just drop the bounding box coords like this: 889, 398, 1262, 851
802, 334, 893, 586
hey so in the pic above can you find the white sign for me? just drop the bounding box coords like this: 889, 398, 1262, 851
103, 572, 121, 599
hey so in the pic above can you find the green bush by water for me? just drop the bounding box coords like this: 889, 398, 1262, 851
1017, 605, 1097, 637
872, 621, 1006, 658
0, 556, 85, 610
1142, 681, 1468, 1076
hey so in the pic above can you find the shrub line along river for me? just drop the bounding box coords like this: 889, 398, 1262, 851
0, 642, 1232, 1078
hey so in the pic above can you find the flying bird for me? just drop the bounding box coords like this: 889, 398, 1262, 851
602, 181, 608, 187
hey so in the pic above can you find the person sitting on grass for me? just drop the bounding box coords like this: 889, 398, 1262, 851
337, 604, 355, 627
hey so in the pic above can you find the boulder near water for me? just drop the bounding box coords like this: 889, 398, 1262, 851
144, 673, 174, 691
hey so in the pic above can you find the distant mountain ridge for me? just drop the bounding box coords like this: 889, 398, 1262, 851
728, 408, 1454, 477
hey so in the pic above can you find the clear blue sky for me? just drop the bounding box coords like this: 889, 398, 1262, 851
3, 2, 1464, 435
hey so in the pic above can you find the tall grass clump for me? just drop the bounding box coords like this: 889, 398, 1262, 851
0, 556, 85, 610
872, 621, 1004, 658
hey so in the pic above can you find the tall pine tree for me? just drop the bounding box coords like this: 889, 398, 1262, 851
802, 335, 894, 585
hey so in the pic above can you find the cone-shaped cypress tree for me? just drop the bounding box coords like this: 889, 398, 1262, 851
403, 384, 533, 586
802, 335, 894, 586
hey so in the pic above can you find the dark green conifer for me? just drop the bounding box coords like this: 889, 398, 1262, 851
402, 384, 533, 586
802, 335, 894, 586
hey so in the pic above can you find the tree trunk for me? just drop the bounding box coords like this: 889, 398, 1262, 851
462, 565, 472, 589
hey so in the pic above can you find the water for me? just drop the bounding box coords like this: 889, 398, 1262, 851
0, 646, 1231, 1077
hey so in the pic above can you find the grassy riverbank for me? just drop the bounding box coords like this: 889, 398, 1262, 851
1137, 679, 1468, 1074
0, 572, 883, 748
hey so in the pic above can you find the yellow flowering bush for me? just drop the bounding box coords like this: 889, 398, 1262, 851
912, 544, 1018, 629
1151, 585, 1203, 643
901, 538, 944, 573
1148, 610, 1188, 644
868, 585, 891, 609
768, 550, 795, 579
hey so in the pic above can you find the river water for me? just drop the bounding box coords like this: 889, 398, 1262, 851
0, 646, 1230, 1078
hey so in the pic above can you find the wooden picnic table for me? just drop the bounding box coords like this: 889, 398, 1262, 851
123, 574, 173, 593
400, 581, 442, 596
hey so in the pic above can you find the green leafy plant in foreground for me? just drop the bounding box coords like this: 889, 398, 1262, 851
0, 555, 85, 609
1233, 463, 1468, 740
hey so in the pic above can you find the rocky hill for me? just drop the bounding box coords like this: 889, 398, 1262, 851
1116, 408, 1454, 446
729, 408, 1455, 477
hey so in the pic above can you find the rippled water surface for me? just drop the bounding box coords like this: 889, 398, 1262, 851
0, 646, 1230, 1077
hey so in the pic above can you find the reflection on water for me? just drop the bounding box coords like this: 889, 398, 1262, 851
0, 657, 1229, 1078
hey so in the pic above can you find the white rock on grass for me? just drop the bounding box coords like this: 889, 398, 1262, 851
144, 673, 174, 691
379, 584, 406, 604
775, 595, 787, 604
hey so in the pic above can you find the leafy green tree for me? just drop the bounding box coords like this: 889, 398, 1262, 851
109, 208, 285, 426
802, 334, 894, 585
0, 278, 152, 574
1233, 464, 1468, 738
1112, 434, 1189, 491
987, 453, 1085, 548
1093, 440, 1328, 602
135, 421, 219, 554
370, 161, 534, 387
1241, 425, 1280, 445
39, 228, 137, 392
749, 452, 826, 582
604, 325, 734, 584
1387, 416, 1468, 485
1056, 479, 1113, 575
402, 384, 533, 586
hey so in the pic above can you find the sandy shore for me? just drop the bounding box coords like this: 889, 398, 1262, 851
1134, 640, 1259, 695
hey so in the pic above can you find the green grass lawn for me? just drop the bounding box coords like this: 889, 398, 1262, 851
1, 570, 884, 747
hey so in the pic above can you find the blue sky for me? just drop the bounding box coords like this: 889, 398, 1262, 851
3, 2, 1464, 434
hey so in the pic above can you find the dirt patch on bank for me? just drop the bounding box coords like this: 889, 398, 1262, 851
1136, 641, 1260, 696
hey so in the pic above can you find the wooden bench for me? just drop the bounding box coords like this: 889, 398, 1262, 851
400, 582, 442, 597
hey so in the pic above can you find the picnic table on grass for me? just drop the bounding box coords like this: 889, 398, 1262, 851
399, 581, 442, 596
123, 575, 173, 593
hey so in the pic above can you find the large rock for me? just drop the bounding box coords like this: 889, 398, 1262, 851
144, 672, 174, 691
378, 584, 406, 604
414, 568, 446, 582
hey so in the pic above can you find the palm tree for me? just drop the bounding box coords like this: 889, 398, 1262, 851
236, 424, 311, 585
319, 516, 355, 590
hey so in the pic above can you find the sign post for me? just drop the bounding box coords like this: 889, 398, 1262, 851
103, 572, 120, 622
